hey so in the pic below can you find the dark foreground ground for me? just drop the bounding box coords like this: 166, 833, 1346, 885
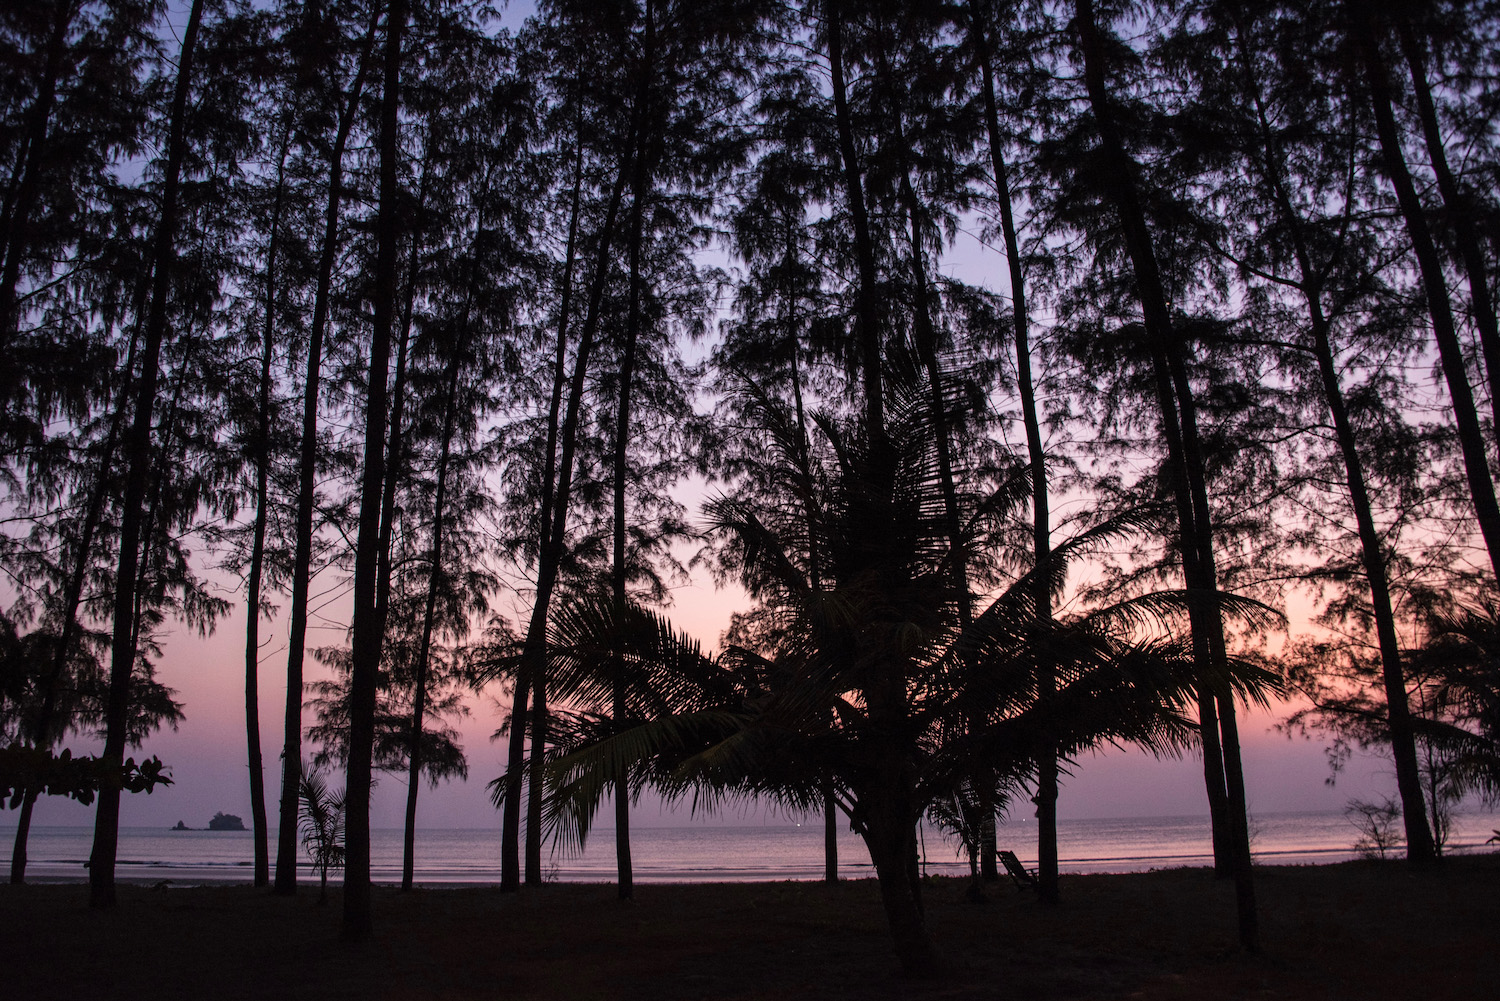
2, 855, 1495, 1000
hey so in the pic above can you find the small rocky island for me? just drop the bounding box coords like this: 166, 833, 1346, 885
173, 813, 247, 831
208, 812, 247, 831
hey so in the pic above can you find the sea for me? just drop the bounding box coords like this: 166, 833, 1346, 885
4, 811, 1497, 886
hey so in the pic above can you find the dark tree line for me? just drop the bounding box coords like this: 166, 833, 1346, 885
3, 0, 1500, 975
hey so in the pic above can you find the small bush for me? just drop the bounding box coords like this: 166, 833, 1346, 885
1346, 797, 1401, 859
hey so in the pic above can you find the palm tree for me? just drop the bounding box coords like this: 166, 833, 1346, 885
298, 765, 347, 905
518, 367, 1275, 975
1415, 603, 1500, 803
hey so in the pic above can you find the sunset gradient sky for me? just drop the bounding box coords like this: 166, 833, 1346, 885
18, 554, 1405, 834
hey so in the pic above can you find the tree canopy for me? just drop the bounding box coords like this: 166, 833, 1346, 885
2, 0, 1499, 973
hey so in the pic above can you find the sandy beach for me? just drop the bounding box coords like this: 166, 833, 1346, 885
3, 854, 1495, 1000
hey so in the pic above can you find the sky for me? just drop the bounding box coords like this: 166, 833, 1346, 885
17, 552, 1409, 834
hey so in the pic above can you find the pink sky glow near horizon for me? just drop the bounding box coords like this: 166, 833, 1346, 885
13, 559, 1414, 835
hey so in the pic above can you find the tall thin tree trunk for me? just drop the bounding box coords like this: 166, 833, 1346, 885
506, 32, 651, 891
1397, 21, 1500, 449
608, 123, 653, 903
403, 168, 493, 891
1232, 25, 1438, 863
273, 14, 377, 896
1071, 0, 1235, 876
519, 201, 575, 890
1165, 345, 1258, 918
781, 240, 836, 884
1074, 0, 1256, 949
343, 0, 406, 941
970, 0, 1051, 891
606, 0, 658, 903
514, 130, 584, 893
502, 136, 635, 891
244, 128, 292, 889
89, 0, 205, 911
374, 155, 434, 645
402, 332, 466, 891
1351, 7, 1500, 584
1308, 315, 1435, 857
523, 643, 548, 885
826, 0, 886, 465
126, 334, 203, 672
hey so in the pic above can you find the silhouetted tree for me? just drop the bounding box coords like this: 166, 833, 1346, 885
1347, 1, 1500, 586
341, 0, 406, 941
1178, 0, 1440, 863
1064, 0, 1258, 948
89, 0, 207, 910
272, 0, 380, 898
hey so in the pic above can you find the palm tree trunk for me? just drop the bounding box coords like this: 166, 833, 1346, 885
825, 5, 937, 966
89, 0, 205, 911
823, 779, 839, 883
273, 11, 378, 896
859, 770, 938, 977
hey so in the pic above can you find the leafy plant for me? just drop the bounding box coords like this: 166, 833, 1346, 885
926, 780, 1011, 901
0, 745, 172, 808
298, 764, 347, 904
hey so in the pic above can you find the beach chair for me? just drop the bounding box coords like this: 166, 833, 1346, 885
998, 850, 1038, 891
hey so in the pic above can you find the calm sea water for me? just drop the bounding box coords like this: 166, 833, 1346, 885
5, 811, 1497, 885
